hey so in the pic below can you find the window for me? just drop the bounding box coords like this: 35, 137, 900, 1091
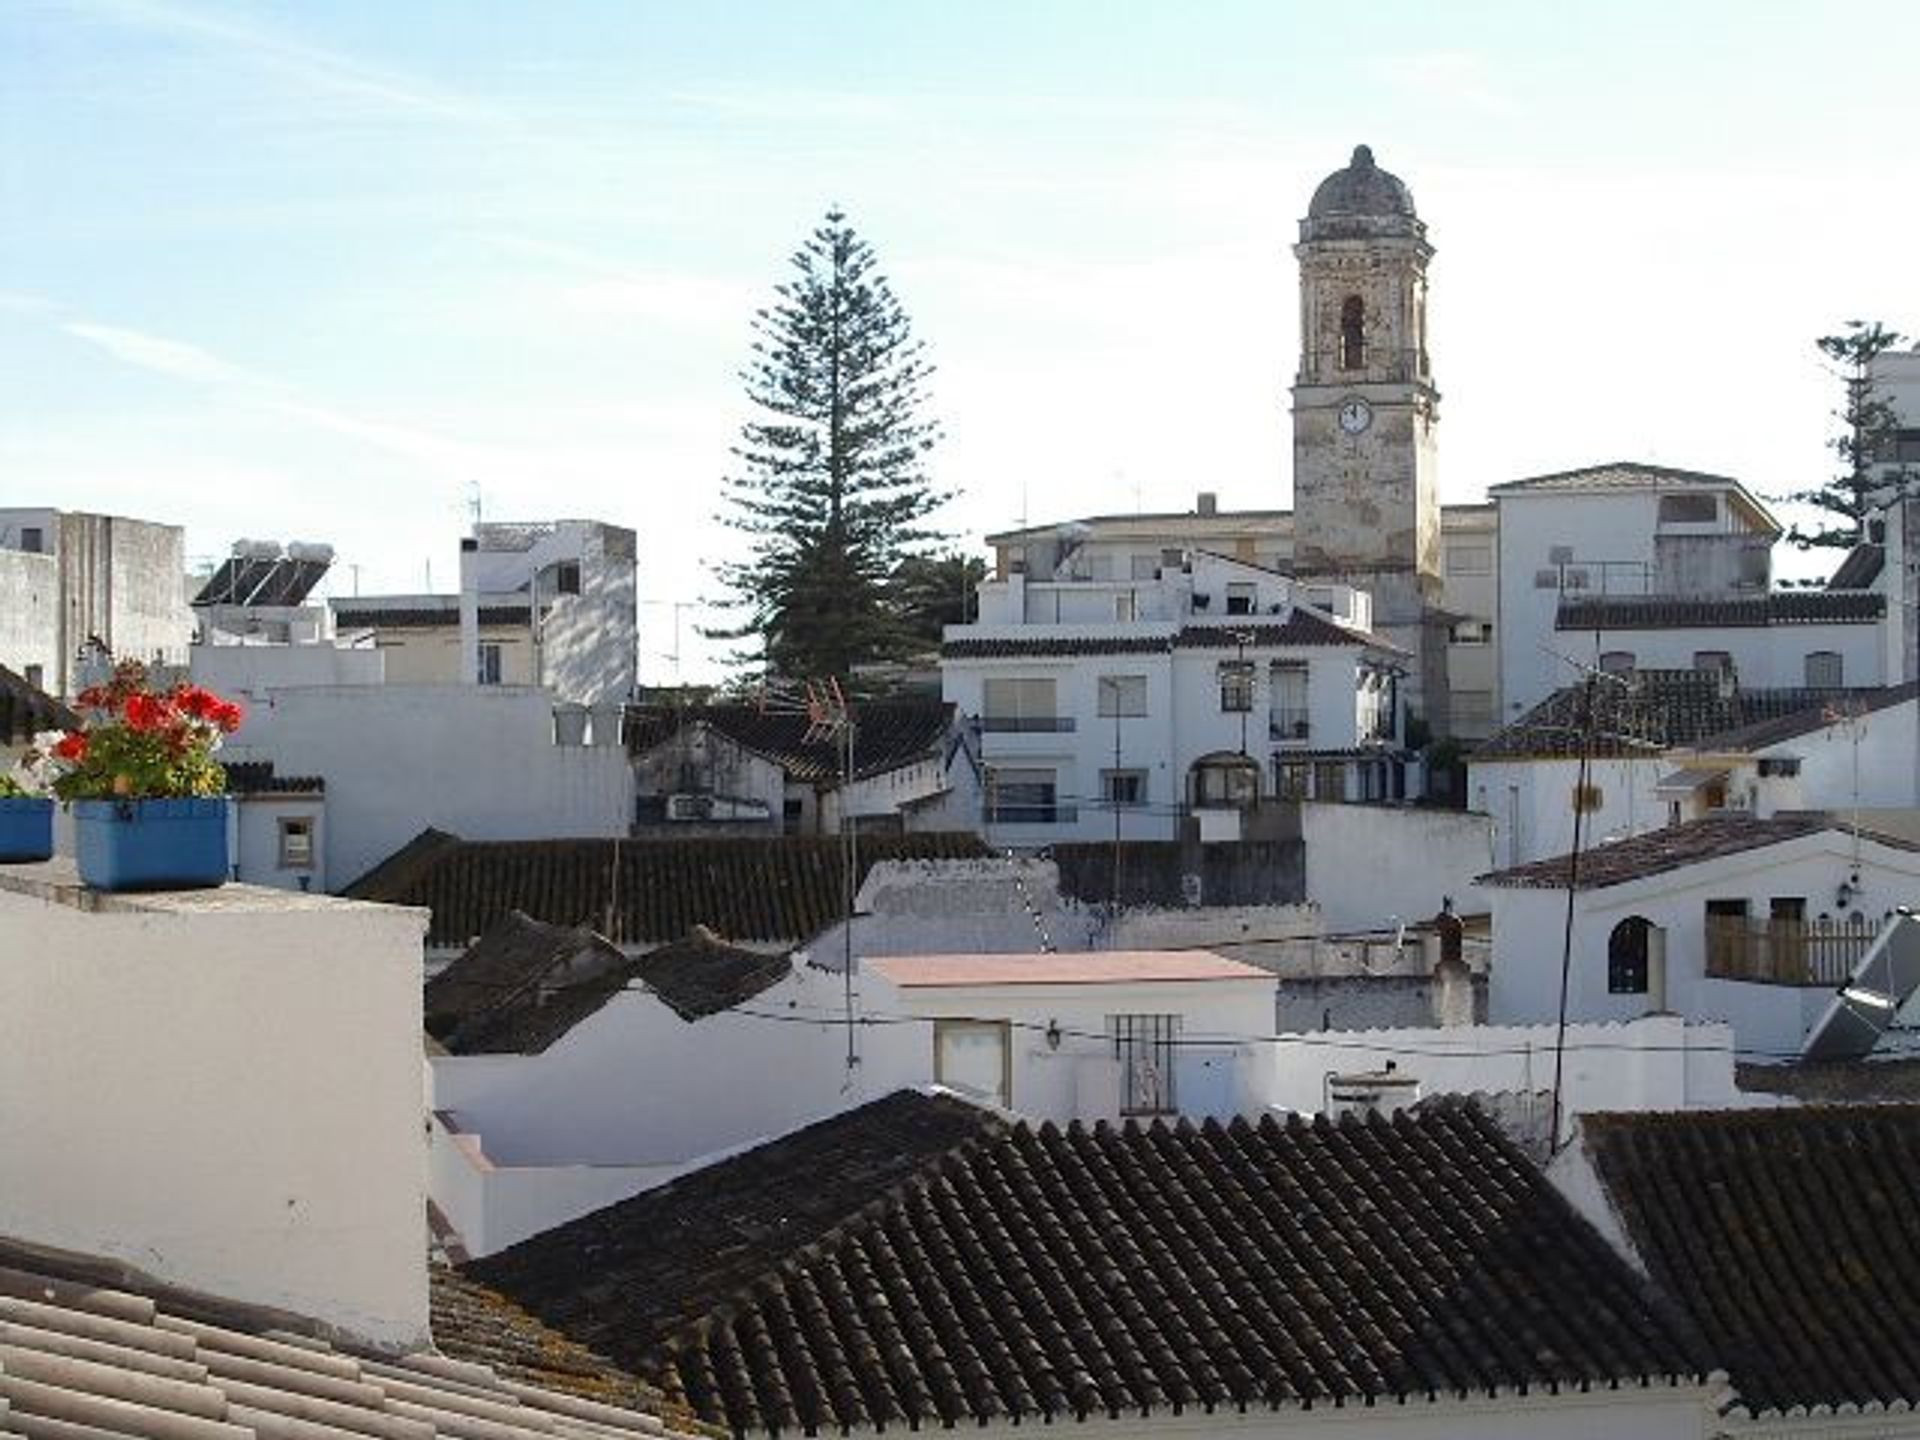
1313, 761, 1348, 802
1192, 754, 1260, 808
22, 663, 43, 692
1097, 675, 1148, 717
1160, 547, 1185, 572
1445, 544, 1492, 576
1757, 756, 1801, 778
1599, 650, 1636, 673
1805, 651, 1844, 687
19, 526, 42, 554
477, 642, 504, 685
278, 818, 315, 870
1225, 582, 1257, 616
1572, 781, 1604, 814
1891, 428, 1920, 465
1608, 917, 1652, 994
1657, 493, 1718, 524
1085, 554, 1113, 582
1113, 592, 1136, 622
982, 678, 1066, 731
985, 767, 1064, 824
1692, 651, 1733, 675
1273, 759, 1311, 799
1448, 620, 1493, 645
1108, 1014, 1180, 1115
1130, 554, 1159, 581
1218, 661, 1255, 713
935, 1020, 1009, 1108
552, 560, 582, 596
1101, 770, 1147, 806
1270, 661, 1310, 740
1339, 295, 1365, 371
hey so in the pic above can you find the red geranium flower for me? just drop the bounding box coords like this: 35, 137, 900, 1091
211, 700, 244, 732
52, 732, 88, 762
124, 693, 169, 731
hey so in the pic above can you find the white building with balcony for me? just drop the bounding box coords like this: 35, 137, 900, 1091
1490, 462, 1897, 720
941, 549, 1412, 844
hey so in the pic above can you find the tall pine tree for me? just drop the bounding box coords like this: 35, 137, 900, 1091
1786, 320, 1912, 549
712, 210, 946, 682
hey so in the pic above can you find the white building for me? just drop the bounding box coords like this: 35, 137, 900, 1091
223, 683, 632, 890
0, 507, 194, 696
429, 939, 1281, 1256
1476, 811, 1920, 1057
943, 549, 1412, 843
333, 519, 637, 707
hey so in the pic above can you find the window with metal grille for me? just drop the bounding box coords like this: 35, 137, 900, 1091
1108, 1013, 1180, 1115
478, 642, 504, 685
1805, 650, 1843, 687
1218, 661, 1254, 712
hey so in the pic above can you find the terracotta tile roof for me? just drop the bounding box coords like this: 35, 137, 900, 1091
0, 1240, 705, 1439
1689, 681, 1918, 753
625, 701, 951, 785
340, 824, 464, 900
468, 1091, 1707, 1434
1471, 669, 1876, 761
431, 1268, 714, 1429
350, 832, 992, 948
1474, 812, 1919, 891
222, 759, 325, 796
942, 612, 1391, 661
1489, 460, 1746, 494
1556, 589, 1884, 630
425, 909, 635, 1054
632, 926, 793, 1020
0, 663, 78, 744
1582, 1105, 1920, 1416
1735, 1058, 1920, 1103
1826, 541, 1885, 589
868, 950, 1271, 987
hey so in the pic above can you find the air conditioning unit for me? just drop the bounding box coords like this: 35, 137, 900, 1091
664, 793, 712, 822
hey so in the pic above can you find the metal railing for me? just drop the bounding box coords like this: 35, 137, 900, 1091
1269, 709, 1311, 742
1704, 917, 1878, 986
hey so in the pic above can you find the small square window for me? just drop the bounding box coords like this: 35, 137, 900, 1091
278, 818, 314, 869
553, 560, 582, 596
1102, 770, 1147, 806
19, 527, 43, 554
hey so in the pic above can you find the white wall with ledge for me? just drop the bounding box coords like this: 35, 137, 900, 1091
1271, 1015, 1739, 1144
0, 864, 429, 1350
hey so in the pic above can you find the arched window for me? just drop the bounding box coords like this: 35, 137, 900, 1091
1608, 917, 1652, 994
1339, 295, 1365, 370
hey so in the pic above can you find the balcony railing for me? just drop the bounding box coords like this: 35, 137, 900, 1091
983, 803, 1079, 825
1269, 709, 1311, 742
1704, 917, 1879, 986
979, 716, 1077, 733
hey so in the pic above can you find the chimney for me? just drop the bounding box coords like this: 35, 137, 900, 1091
0, 872, 431, 1350
1196, 492, 1218, 517
458, 536, 480, 685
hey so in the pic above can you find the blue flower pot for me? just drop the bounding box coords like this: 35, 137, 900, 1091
73, 797, 231, 892
0, 797, 54, 863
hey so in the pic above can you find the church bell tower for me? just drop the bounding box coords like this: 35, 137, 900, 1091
1290, 144, 1440, 585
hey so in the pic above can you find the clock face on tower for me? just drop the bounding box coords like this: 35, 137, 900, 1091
1337, 398, 1373, 435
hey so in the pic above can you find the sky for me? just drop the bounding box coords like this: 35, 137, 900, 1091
4, 1, 1919, 683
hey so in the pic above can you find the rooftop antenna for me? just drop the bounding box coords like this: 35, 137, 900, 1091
467, 481, 484, 530
755, 676, 859, 1080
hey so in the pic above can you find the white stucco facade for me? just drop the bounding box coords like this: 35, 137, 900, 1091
1299, 800, 1494, 929
223, 683, 633, 887
1492, 474, 1781, 721
1481, 825, 1920, 1056
944, 552, 1410, 843
0, 865, 429, 1349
